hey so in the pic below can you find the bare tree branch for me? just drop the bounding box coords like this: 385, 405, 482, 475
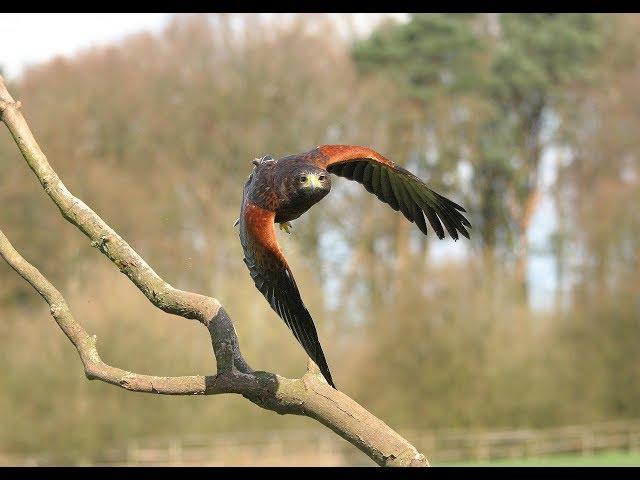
0, 76, 428, 467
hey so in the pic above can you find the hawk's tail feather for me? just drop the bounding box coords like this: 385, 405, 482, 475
312, 346, 336, 389
291, 305, 336, 389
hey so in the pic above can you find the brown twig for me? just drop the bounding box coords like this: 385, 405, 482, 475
0, 76, 428, 467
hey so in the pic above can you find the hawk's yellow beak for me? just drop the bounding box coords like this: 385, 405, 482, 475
307, 174, 323, 189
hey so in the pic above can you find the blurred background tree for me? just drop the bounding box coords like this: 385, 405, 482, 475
1, 13, 639, 464
353, 13, 602, 299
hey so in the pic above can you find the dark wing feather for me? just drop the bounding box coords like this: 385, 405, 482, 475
315, 145, 470, 240
239, 202, 335, 388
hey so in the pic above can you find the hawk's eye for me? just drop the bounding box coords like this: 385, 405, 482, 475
319, 175, 325, 181
299, 175, 308, 183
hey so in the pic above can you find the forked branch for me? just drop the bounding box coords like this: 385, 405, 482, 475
0, 76, 428, 467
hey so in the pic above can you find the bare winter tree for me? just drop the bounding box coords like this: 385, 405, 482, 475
0, 77, 428, 467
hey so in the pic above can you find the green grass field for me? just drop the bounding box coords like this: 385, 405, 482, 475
438, 450, 640, 466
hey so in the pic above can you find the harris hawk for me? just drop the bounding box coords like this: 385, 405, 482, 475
237, 145, 471, 389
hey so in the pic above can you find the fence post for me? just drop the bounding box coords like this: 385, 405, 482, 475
127, 440, 138, 465
581, 427, 594, 456
524, 433, 536, 459
169, 438, 183, 465
475, 434, 490, 462
421, 434, 436, 462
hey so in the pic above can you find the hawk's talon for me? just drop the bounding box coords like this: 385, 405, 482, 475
279, 222, 293, 234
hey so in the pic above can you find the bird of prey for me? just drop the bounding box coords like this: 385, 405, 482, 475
237, 145, 471, 388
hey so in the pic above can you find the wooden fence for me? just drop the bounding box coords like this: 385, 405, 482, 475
406, 419, 640, 464
5, 419, 640, 465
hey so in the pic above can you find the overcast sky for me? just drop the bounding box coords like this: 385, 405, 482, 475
0, 13, 171, 78
0, 13, 408, 79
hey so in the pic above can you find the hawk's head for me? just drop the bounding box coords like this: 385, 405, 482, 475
285, 164, 331, 203
297, 168, 330, 190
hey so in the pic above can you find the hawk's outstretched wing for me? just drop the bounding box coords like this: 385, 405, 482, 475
239, 201, 335, 388
314, 145, 471, 240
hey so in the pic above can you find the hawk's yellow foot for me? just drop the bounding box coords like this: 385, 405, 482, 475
279, 221, 293, 234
